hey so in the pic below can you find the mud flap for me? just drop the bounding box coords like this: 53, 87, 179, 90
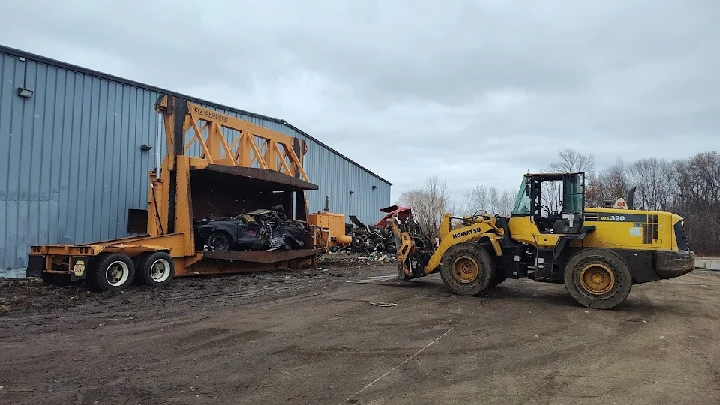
26, 256, 45, 278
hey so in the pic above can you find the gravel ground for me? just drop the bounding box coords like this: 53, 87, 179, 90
0, 256, 718, 404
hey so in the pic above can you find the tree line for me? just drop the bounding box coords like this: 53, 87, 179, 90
396, 149, 719, 255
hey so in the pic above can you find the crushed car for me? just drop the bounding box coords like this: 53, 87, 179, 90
194, 205, 311, 252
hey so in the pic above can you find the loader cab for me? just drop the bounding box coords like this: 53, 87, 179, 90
511, 172, 585, 234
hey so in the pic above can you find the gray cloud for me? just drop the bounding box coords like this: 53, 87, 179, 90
2, 0, 719, 205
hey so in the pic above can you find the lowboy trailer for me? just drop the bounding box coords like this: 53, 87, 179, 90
27, 94, 328, 291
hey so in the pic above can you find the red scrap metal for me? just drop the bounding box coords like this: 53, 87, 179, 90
375, 205, 412, 228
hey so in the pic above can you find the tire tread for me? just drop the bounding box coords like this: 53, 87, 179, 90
564, 248, 632, 309
439, 243, 494, 296
87, 253, 136, 292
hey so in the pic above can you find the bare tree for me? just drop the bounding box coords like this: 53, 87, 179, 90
598, 158, 629, 202
549, 148, 596, 173
628, 158, 675, 210
497, 189, 514, 216
489, 187, 500, 214
540, 181, 561, 214
585, 172, 604, 207
396, 176, 452, 238
541, 148, 597, 214
673, 152, 720, 255
463, 184, 515, 216
463, 184, 488, 215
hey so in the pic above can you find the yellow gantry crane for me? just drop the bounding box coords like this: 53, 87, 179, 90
28, 94, 326, 291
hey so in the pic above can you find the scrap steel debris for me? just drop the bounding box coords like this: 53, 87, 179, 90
329, 205, 432, 263
348, 223, 397, 254
330, 217, 397, 257
193, 203, 431, 264
194, 206, 311, 252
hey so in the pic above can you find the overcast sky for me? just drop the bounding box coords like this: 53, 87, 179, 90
2, 0, 718, 204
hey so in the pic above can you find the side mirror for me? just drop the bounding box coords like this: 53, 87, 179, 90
525, 182, 530, 196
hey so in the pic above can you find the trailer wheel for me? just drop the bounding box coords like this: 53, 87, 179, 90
564, 249, 632, 309
439, 243, 493, 296
136, 251, 175, 288
87, 253, 135, 292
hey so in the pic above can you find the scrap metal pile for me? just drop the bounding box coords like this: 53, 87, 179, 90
331, 205, 432, 259
194, 206, 311, 252
342, 219, 397, 255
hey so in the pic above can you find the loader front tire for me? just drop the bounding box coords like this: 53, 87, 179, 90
564, 249, 632, 309
87, 253, 135, 292
440, 243, 493, 296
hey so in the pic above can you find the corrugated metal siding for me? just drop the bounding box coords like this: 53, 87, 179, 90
301, 136, 391, 222
0, 50, 390, 276
0, 54, 159, 276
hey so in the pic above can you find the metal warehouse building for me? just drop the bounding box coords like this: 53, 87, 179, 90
0, 45, 391, 277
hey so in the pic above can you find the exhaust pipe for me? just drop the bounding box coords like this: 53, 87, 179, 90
627, 186, 637, 210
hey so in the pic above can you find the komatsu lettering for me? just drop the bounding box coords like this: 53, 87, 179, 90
452, 227, 483, 239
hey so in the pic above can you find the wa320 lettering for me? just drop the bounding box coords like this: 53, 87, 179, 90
600, 215, 626, 221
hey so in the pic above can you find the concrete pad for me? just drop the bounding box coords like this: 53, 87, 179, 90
695, 258, 720, 270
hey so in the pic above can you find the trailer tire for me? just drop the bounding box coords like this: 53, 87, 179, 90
439, 243, 493, 296
136, 251, 175, 288
87, 253, 136, 292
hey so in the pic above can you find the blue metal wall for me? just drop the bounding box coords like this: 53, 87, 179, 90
0, 47, 391, 277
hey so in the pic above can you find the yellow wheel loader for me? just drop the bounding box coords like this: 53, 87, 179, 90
388, 172, 695, 309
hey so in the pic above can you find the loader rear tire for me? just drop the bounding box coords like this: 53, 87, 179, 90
87, 253, 135, 292
440, 243, 493, 296
564, 249, 632, 309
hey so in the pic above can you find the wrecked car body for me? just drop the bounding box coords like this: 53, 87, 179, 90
194, 206, 311, 252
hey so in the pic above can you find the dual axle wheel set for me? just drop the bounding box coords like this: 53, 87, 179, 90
44, 251, 175, 292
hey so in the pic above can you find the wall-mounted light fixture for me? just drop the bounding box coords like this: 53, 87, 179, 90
17, 87, 33, 99
140, 144, 153, 151
372, 185, 377, 190
349, 190, 354, 195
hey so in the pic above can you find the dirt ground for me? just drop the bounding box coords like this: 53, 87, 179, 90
1, 255, 719, 405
